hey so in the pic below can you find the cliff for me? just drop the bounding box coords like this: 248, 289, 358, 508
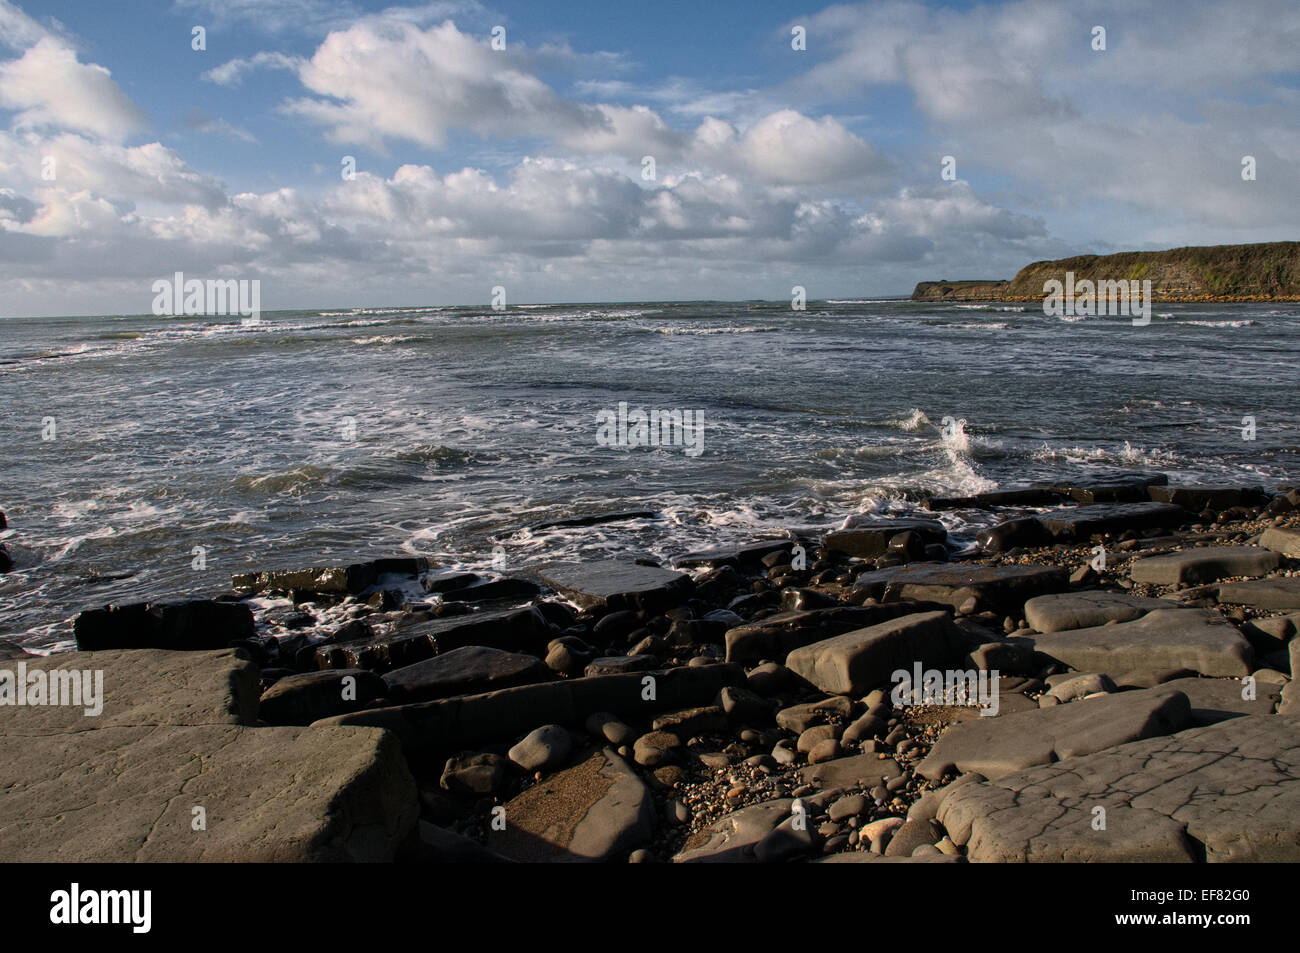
911, 241, 1300, 302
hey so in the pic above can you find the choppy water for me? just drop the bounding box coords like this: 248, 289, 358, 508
2, 299, 1297, 650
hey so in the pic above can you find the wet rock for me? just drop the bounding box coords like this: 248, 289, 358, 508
315, 606, 551, 671
1036, 502, 1184, 542
1148, 485, 1266, 511
539, 561, 694, 612
977, 518, 1050, 553
438, 577, 541, 603
234, 558, 433, 596
823, 519, 948, 558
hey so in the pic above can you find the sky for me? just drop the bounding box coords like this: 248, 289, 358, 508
0, 0, 1297, 316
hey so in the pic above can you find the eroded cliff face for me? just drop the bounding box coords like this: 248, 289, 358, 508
911, 242, 1300, 301
910, 280, 1009, 302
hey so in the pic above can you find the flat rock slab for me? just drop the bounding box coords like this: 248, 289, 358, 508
316, 663, 745, 756
1024, 591, 1174, 633
938, 715, 1300, 862
823, 519, 947, 557
796, 753, 902, 791
489, 748, 653, 862
724, 602, 942, 665
925, 487, 1063, 511
382, 645, 551, 703
1028, 608, 1253, 678
314, 606, 550, 670
1036, 502, 1185, 541
1216, 576, 1300, 610
853, 563, 1068, 615
785, 610, 963, 696
1149, 485, 1264, 510
673, 540, 793, 569
539, 561, 693, 612
233, 558, 433, 596
0, 649, 259, 731
0, 724, 418, 861
1157, 677, 1281, 725
916, 687, 1192, 781
674, 799, 794, 863
1260, 526, 1300, 558
1047, 474, 1167, 505
1129, 546, 1280, 586
74, 600, 256, 651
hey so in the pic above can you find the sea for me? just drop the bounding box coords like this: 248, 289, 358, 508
1, 299, 1296, 651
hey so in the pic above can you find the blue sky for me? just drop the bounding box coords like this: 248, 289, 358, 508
1, 0, 1297, 315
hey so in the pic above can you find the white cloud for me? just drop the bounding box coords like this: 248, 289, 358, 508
0, 37, 147, 140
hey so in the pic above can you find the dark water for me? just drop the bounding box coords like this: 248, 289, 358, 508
1, 299, 1296, 649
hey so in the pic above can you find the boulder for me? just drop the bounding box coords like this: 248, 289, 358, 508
938, 715, 1300, 861
1148, 485, 1265, 511
507, 724, 573, 773
785, 611, 963, 696
1023, 591, 1173, 633
489, 748, 654, 862
1028, 608, 1253, 679
916, 687, 1192, 781
382, 645, 550, 702
1129, 546, 1280, 587
1260, 526, 1300, 558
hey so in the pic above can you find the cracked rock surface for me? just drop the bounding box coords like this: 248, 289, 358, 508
937, 715, 1300, 862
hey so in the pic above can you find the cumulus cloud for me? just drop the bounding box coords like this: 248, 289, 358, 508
0, 37, 147, 139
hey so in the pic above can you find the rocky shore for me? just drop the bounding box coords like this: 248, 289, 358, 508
911, 240, 1300, 302
3, 474, 1300, 863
